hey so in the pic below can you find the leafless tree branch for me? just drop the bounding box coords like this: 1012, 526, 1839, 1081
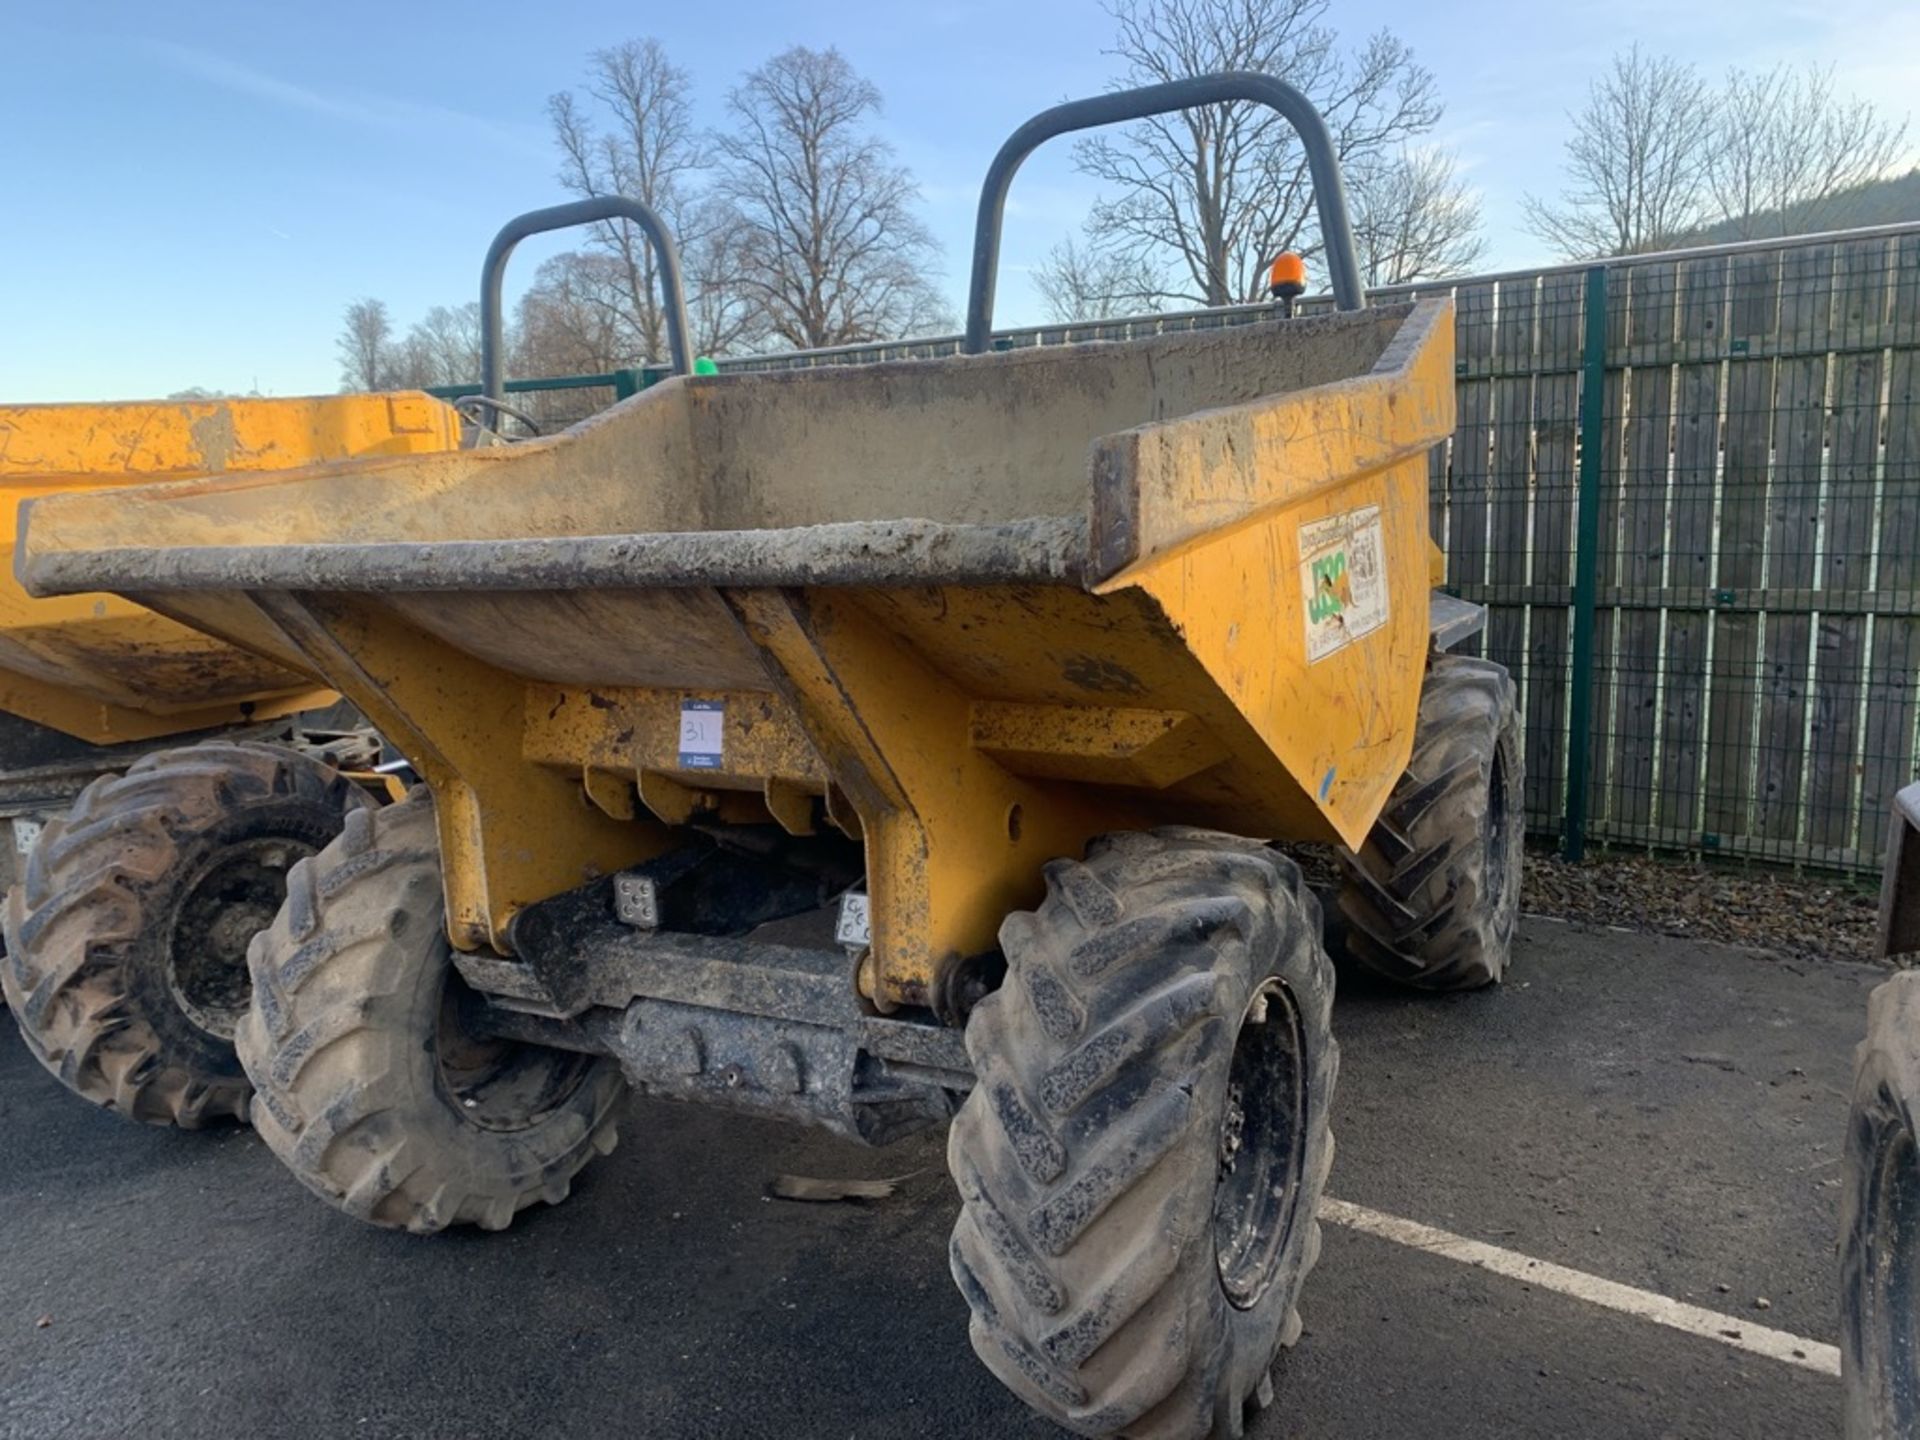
712, 46, 948, 349
1707, 63, 1909, 239
1522, 46, 1717, 259
335, 298, 393, 391
1350, 147, 1485, 286
1068, 0, 1446, 306
1031, 237, 1166, 322
547, 39, 703, 363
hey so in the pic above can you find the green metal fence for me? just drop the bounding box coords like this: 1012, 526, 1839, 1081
448, 221, 1920, 873
1434, 228, 1920, 874
427, 366, 665, 432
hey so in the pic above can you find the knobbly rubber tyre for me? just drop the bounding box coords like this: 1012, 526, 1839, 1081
237, 791, 626, 1233
1842, 971, 1920, 1438
949, 828, 1337, 1439
1, 741, 364, 1127
1338, 652, 1522, 990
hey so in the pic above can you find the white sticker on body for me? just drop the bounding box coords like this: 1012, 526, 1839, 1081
836, 892, 872, 948
1299, 505, 1390, 662
678, 700, 725, 770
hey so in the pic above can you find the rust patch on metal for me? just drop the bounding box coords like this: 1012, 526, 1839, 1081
1061, 655, 1146, 695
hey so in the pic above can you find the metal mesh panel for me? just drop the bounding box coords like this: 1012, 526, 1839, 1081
1427, 232, 1920, 872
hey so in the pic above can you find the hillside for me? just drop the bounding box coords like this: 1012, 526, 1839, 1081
1678, 168, 1920, 246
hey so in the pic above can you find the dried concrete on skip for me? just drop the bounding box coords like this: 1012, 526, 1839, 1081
0, 916, 1872, 1438
16, 517, 1097, 597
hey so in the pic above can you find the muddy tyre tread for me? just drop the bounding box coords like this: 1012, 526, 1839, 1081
1842, 970, 1920, 1438
950, 828, 1337, 1439
1338, 652, 1522, 991
236, 792, 624, 1234
1, 741, 361, 1127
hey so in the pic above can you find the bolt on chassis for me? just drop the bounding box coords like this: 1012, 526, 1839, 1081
17, 74, 1520, 1440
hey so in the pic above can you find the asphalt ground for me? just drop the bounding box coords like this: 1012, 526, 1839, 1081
0, 917, 1877, 1438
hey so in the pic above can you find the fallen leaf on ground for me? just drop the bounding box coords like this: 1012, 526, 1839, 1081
768, 1173, 911, 1203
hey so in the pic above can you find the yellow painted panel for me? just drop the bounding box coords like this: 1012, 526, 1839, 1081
969, 702, 1228, 787
1090, 299, 1457, 848
0, 393, 462, 741
256, 592, 667, 951
1090, 300, 1456, 581
1119, 455, 1434, 849
728, 588, 1147, 1009
0, 393, 459, 486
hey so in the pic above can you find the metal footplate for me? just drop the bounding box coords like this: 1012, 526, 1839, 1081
1429, 589, 1486, 651
455, 924, 971, 1146
1879, 781, 1920, 959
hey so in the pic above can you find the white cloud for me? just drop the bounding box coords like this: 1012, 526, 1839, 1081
142, 38, 547, 158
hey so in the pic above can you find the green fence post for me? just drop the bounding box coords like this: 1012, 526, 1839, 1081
612, 368, 642, 400
1562, 263, 1609, 863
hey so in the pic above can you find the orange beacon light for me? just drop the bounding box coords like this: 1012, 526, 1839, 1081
1269, 251, 1306, 316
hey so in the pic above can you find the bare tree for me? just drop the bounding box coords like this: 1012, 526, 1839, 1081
506, 224, 771, 374
1031, 237, 1163, 322
1524, 46, 1718, 259
1708, 63, 1909, 239
550, 39, 702, 363
503, 254, 637, 429
512, 252, 635, 378
713, 46, 948, 349
390, 303, 484, 388
336, 298, 393, 391
682, 199, 776, 357
1351, 147, 1485, 286
1068, 0, 1441, 308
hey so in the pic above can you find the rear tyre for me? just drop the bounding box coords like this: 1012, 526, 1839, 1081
1842, 971, 1920, 1438
237, 791, 626, 1233
1338, 652, 1522, 990
1, 741, 364, 1126
949, 828, 1336, 1439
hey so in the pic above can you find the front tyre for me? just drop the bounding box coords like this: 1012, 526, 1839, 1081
1338, 652, 1522, 990
1842, 971, 1920, 1438
2, 741, 365, 1126
949, 828, 1337, 1439
237, 791, 626, 1232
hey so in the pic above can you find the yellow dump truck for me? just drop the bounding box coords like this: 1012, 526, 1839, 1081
16, 77, 1521, 1438
0, 393, 462, 1126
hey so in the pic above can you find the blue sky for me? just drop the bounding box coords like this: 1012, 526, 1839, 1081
2, 0, 1911, 401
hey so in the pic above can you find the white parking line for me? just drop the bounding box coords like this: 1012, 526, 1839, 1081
1321, 1197, 1842, 1379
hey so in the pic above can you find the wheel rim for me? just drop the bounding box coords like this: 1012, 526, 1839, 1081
1213, 978, 1309, 1310
1485, 739, 1520, 939
435, 968, 596, 1133
168, 838, 311, 1039
1863, 1112, 1920, 1425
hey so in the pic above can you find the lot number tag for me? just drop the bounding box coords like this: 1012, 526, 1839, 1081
679, 700, 725, 770
836, 891, 872, 948
1299, 505, 1389, 662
